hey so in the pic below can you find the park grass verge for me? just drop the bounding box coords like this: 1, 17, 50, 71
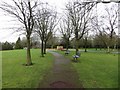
56, 50, 118, 88
2, 49, 54, 88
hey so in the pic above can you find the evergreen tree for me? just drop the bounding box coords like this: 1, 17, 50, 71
15, 37, 23, 49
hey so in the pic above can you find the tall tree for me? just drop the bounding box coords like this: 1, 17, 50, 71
66, 1, 95, 54
59, 15, 73, 51
91, 3, 118, 53
43, 12, 57, 54
35, 3, 57, 56
0, 0, 37, 65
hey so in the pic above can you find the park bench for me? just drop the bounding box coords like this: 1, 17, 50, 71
73, 51, 81, 61
65, 50, 70, 55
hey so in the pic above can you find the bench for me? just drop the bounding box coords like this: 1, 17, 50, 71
65, 50, 70, 55
73, 51, 81, 61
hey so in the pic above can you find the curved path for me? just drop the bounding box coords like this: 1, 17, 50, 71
38, 51, 84, 89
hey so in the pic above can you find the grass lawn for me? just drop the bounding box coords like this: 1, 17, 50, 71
2, 49, 54, 88
57, 50, 118, 88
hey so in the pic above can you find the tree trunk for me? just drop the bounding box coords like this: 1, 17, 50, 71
75, 39, 79, 55
84, 37, 87, 52
41, 40, 44, 57
26, 36, 32, 65
66, 38, 69, 50
44, 41, 46, 54
84, 43, 87, 52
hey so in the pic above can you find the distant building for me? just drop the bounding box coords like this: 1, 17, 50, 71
57, 46, 63, 50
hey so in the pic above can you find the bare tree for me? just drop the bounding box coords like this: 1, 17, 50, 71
66, 0, 95, 54
102, 5, 118, 52
91, 3, 118, 53
35, 3, 57, 57
43, 12, 57, 54
0, 0, 37, 65
59, 15, 73, 51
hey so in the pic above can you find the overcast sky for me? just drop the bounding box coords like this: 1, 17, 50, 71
0, 0, 118, 43
0, 0, 69, 43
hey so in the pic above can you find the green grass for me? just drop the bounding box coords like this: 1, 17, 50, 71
57, 50, 118, 88
2, 49, 54, 88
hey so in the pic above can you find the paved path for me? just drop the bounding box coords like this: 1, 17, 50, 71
38, 51, 84, 89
